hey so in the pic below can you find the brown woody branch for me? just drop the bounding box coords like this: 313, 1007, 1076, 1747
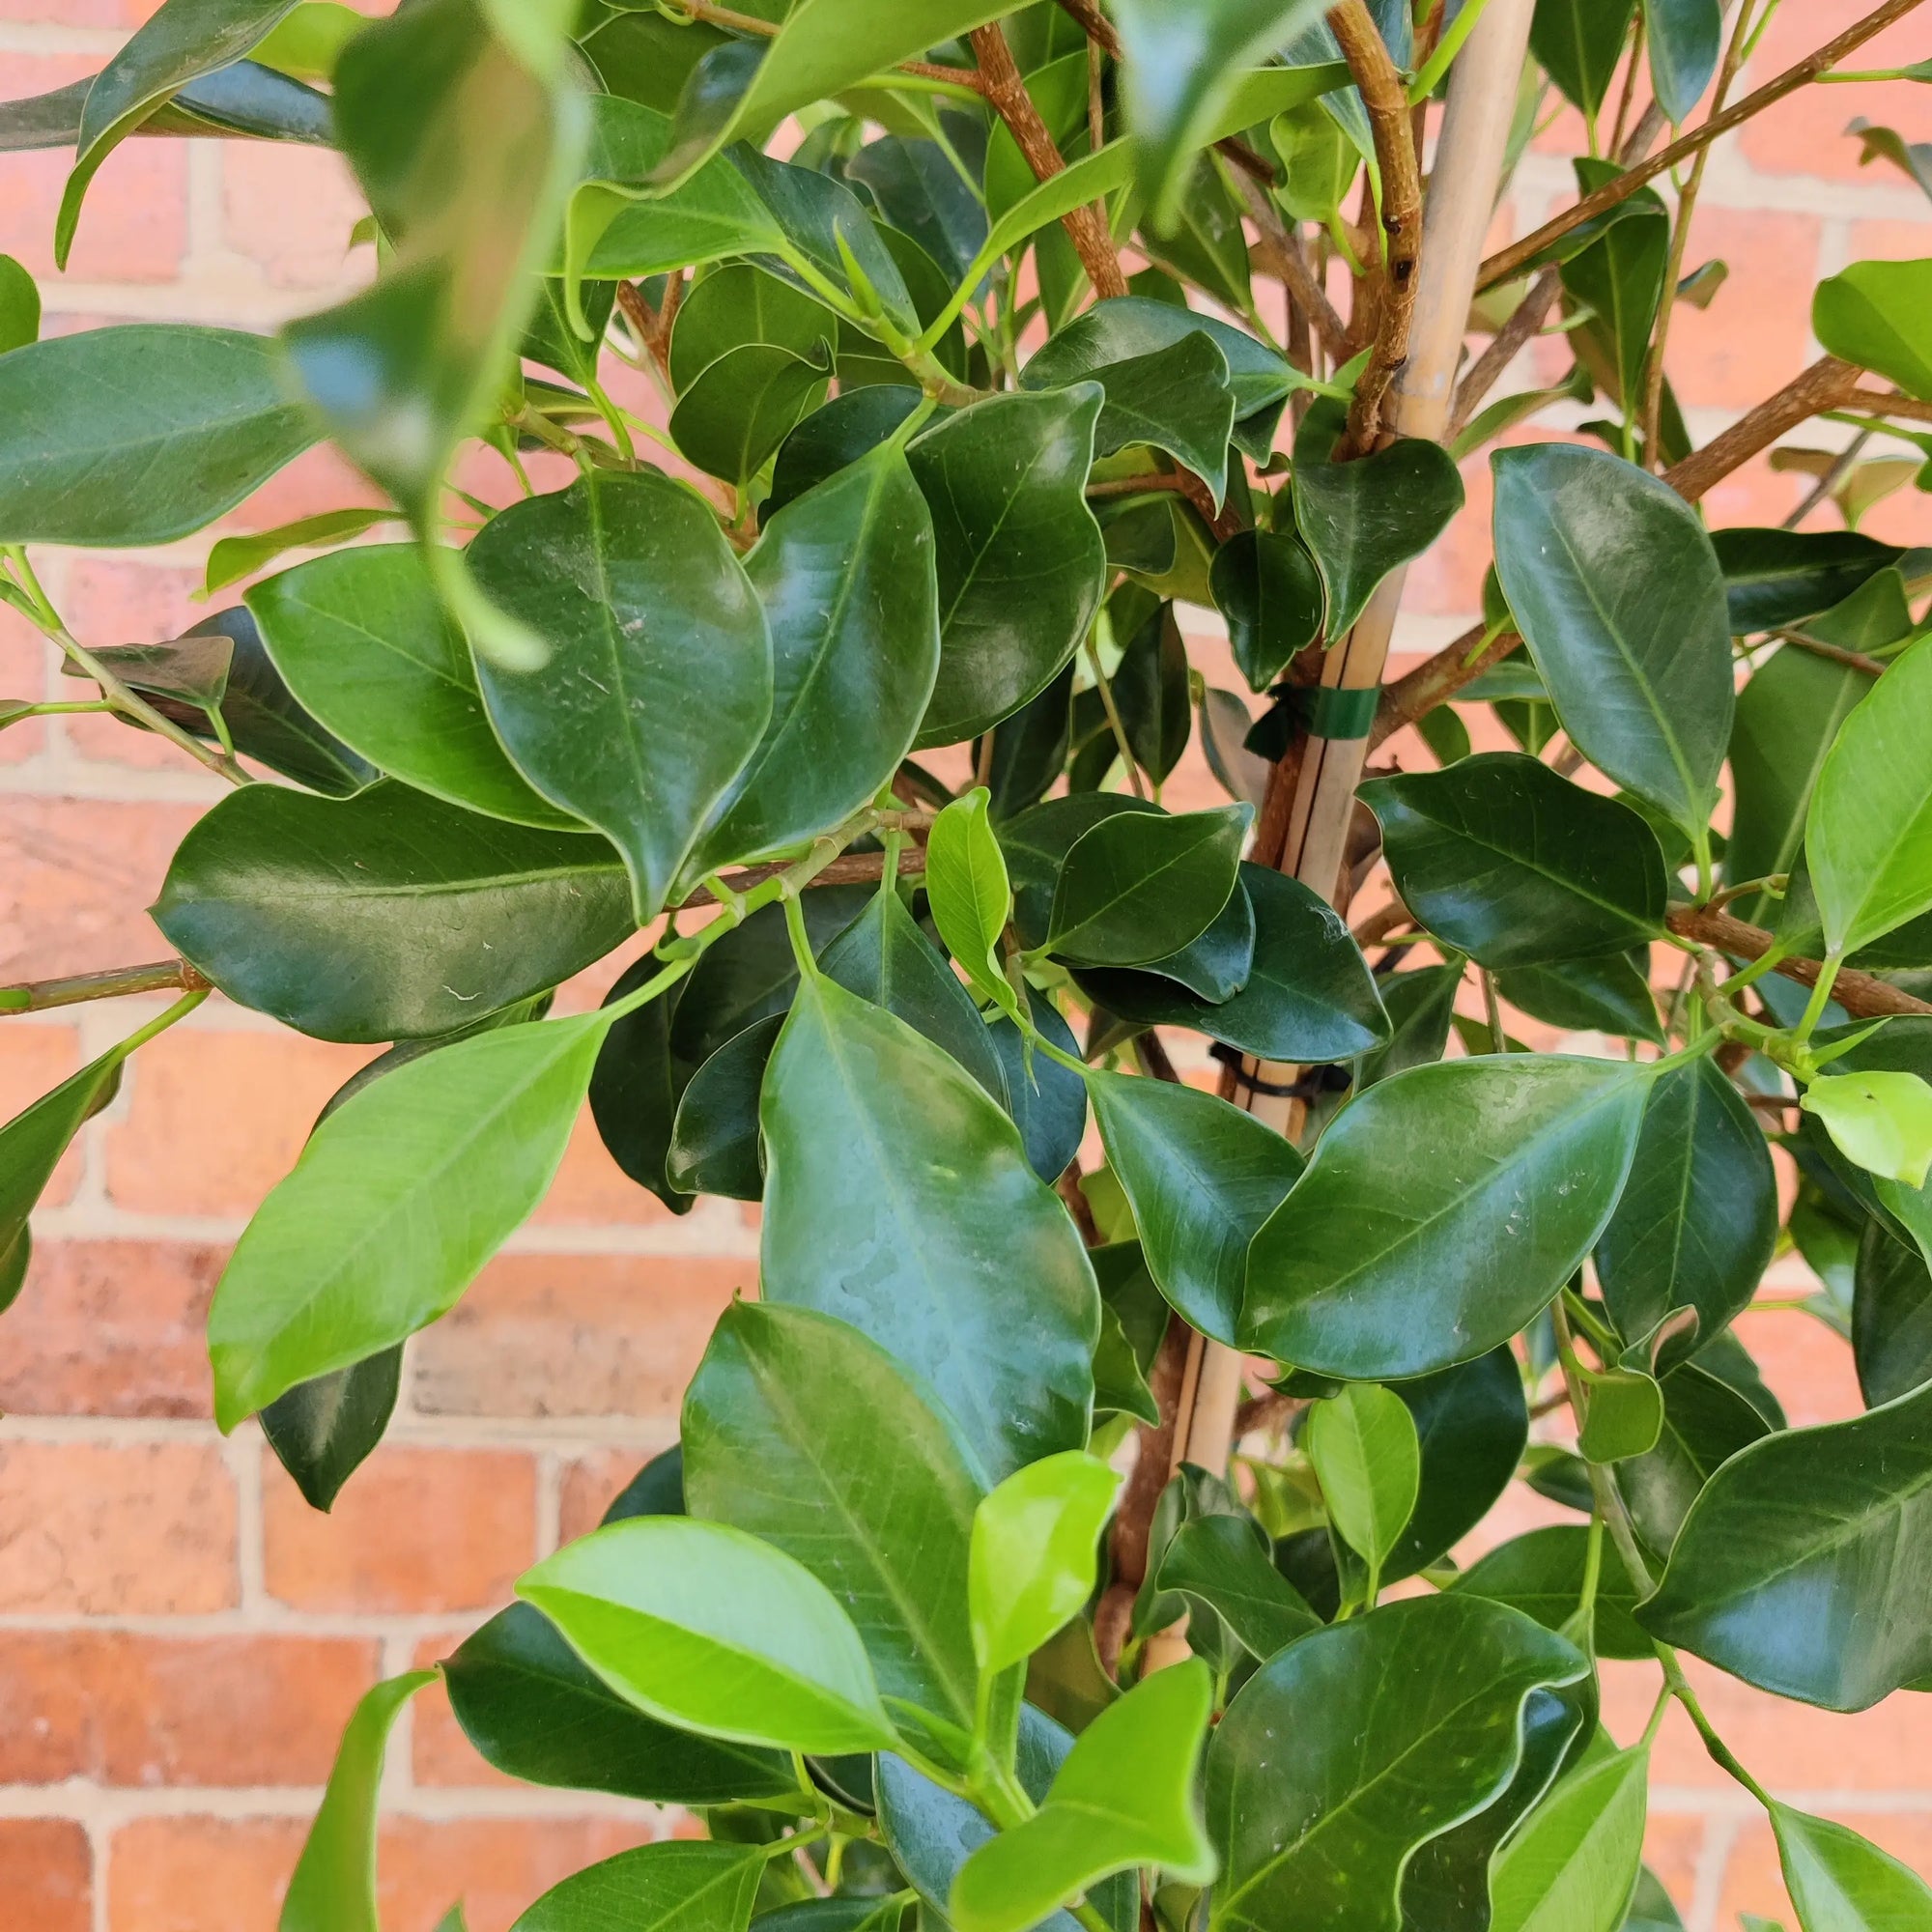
1846, 387, 1932, 423
1668, 906, 1932, 1018
1371, 619, 1515, 746
1663, 355, 1863, 502
1477, 0, 1930, 291
970, 23, 1127, 299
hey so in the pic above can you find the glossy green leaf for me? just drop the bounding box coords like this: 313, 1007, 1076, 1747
907, 386, 1106, 748
1814, 258, 1932, 401
1088, 1070, 1300, 1344
759, 971, 1097, 1483
684, 1299, 983, 1753
670, 339, 834, 487
1111, 0, 1330, 223
468, 472, 773, 921
1489, 1746, 1650, 1932
442, 1602, 794, 1804
1210, 528, 1325, 693
1363, 754, 1667, 969
1452, 1525, 1651, 1661
1155, 1513, 1321, 1659
924, 787, 1024, 1023
0, 1049, 125, 1281
1383, 1350, 1529, 1581
1305, 1382, 1421, 1584
280, 1671, 434, 1932
1139, 877, 1257, 1002
952, 1662, 1217, 1932
1048, 804, 1250, 966
1640, 1378, 1932, 1710
1615, 1358, 1773, 1553
989, 989, 1090, 1183
260, 1349, 401, 1515
248, 546, 575, 830
1531, 0, 1639, 118
666, 1013, 778, 1201
1245, 1056, 1650, 1379
1804, 634, 1932, 957
154, 781, 632, 1043
0, 326, 316, 547
60, 0, 300, 267
1293, 398, 1466, 641
1497, 953, 1663, 1045
588, 948, 696, 1213
520, 1513, 897, 1753
693, 445, 938, 871
1082, 862, 1389, 1064
1597, 1060, 1777, 1367
205, 508, 404, 598
1112, 598, 1193, 787
668, 261, 833, 390
510, 1839, 767, 1932
1005, 793, 1165, 947
1560, 167, 1667, 407
209, 1011, 608, 1428
1208, 1595, 1589, 1932
0, 254, 39, 355
1854, 1220, 1932, 1408
1804, 1071, 1932, 1189
970, 1451, 1121, 1678
1492, 443, 1733, 836
1771, 1804, 1932, 1932
1354, 961, 1464, 1090
1576, 1363, 1665, 1463
1714, 528, 1902, 636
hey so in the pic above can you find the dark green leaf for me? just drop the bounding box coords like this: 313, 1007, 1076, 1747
1531, 0, 1639, 117
980, 663, 1076, 820
1155, 1513, 1321, 1659
1453, 1524, 1651, 1660
443, 1603, 793, 1804
1208, 1595, 1589, 1932
1003, 793, 1165, 947
1139, 879, 1256, 1002
1642, 0, 1720, 122
0, 1229, 28, 1319
154, 781, 632, 1043
1243, 1056, 1650, 1379
1210, 528, 1325, 693
908, 386, 1107, 748
1497, 953, 1664, 1044
1112, 599, 1193, 787
1814, 258, 1932, 400
988, 989, 1090, 1182
1854, 1219, 1932, 1407
1640, 1377, 1932, 1710
685, 1300, 982, 1754
759, 971, 1097, 1483
1088, 1070, 1302, 1345
1293, 397, 1465, 641
603, 1445, 686, 1525
847, 134, 989, 288
667, 1015, 780, 1201
1492, 443, 1732, 836
260, 1350, 401, 1515
1048, 804, 1251, 966
768, 387, 926, 519
1353, 961, 1463, 1090
509, 1839, 766, 1932
670, 339, 834, 488
1362, 753, 1667, 968
0, 326, 315, 547
467, 471, 773, 922
668, 261, 834, 391
1713, 527, 1902, 635
0, 1050, 124, 1277
1560, 165, 1667, 406
691, 443, 939, 871
589, 950, 695, 1214
1615, 1357, 1774, 1552
248, 546, 575, 830
1385, 1349, 1529, 1581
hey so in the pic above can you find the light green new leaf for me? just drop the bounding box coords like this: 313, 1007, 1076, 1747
1804, 634, 1932, 957
206, 508, 404, 597
1488, 1747, 1650, 1932
1492, 443, 1733, 837
688, 442, 939, 873
280, 1671, 435, 1932
1575, 1363, 1665, 1463
970, 1451, 1122, 1679
924, 787, 1024, 1023
519, 1514, 897, 1754
759, 971, 1098, 1483
1804, 1072, 1932, 1189
1639, 1378, 1932, 1710
60, 0, 301, 267
467, 470, 773, 922
1243, 1056, 1650, 1380
0, 254, 40, 354
1088, 1070, 1302, 1345
951, 1662, 1218, 1932
1772, 1804, 1932, 1932
683, 1300, 983, 1756
0, 327, 316, 547
511, 1840, 767, 1932
208, 1012, 608, 1428
1814, 258, 1932, 401
248, 546, 575, 830
1305, 1383, 1421, 1586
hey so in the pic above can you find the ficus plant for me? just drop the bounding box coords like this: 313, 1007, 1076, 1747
8, 0, 1932, 1926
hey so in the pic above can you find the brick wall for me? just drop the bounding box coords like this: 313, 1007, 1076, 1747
2, 4, 1931, 1928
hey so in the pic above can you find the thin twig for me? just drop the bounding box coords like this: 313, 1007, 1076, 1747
1233, 170, 1352, 363
1845, 387, 1932, 422
1768, 628, 1888, 676
1, 959, 210, 1014
1668, 905, 1932, 1017
1783, 428, 1871, 529
1477, 0, 1931, 290
1371, 619, 1512, 745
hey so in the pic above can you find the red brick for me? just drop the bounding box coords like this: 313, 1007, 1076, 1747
1662, 208, 1823, 412
0, 602, 52, 764
0, 1238, 222, 1417
104, 1027, 376, 1219
411, 1634, 526, 1791
222, 442, 390, 530
556, 1445, 666, 1546
223, 144, 372, 289
0, 1024, 86, 1208
411, 1252, 747, 1419
1641, 1815, 1704, 1921
0, 1820, 91, 1932
107, 1816, 305, 1932
263, 1445, 537, 1613
0, 1632, 378, 1785
0, 797, 202, 985
379, 1817, 655, 1932
60, 560, 212, 772
1720, 1812, 1932, 1923
1734, 1308, 1862, 1428
0, 1440, 237, 1612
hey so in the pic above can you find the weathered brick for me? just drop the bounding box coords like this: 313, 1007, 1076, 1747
0, 1819, 91, 1932
107, 1816, 305, 1932
0, 1238, 222, 1417
103, 1026, 376, 1218
60, 560, 212, 772
222, 143, 372, 290
411, 1634, 525, 1792
262, 1445, 537, 1613
411, 1252, 747, 1420
0, 601, 51, 763
378, 1817, 655, 1932
1663, 208, 1823, 412
0, 1440, 237, 1613
534, 1111, 688, 1227
223, 441, 390, 531
1640, 1815, 1704, 1920
0, 1631, 378, 1785
556, 1444, 665, 1546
